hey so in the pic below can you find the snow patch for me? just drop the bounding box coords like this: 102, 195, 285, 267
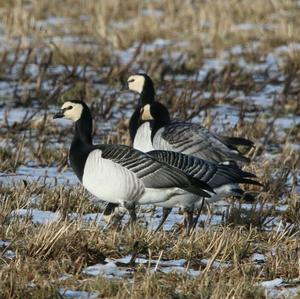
59, 289, 100, 299
82, 262, 133, 278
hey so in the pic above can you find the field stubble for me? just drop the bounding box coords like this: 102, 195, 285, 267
0, 0, 299, 298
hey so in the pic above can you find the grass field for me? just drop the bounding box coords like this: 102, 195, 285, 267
0, 0, 299, 298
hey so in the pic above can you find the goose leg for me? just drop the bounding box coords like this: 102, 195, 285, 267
174, 208, 191, 234
155, 207, 172, 232
124, 202, 137, 228
129, 208, 137, 224
183, 208, 194, 234
103, 203, 118, 222
103, 203, 125, 228
104, 203, 118, 215
192, 197, 205, 230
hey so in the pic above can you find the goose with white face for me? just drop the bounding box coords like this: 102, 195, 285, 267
53, 101, 83, 121
53, 100, 213, 223
127, 75, 145, 94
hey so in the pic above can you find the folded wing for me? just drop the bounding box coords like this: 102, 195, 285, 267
97, 144, 213, 197
148, 150, 261, 188
156, 121, 250, 163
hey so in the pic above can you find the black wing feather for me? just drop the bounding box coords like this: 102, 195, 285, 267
148, 150, 261, 189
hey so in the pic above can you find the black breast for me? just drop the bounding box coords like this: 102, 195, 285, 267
69, 141, 92, 181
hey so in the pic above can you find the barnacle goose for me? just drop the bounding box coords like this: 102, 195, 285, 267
146, 150, 261, 231
127, 73, 253, 162
124, 73, 258, 230
53, 100, 213, 222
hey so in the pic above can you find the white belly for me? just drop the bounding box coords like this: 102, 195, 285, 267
155, 192, 200, 209
133, 122, 154, 152
205, 184, 239, 204
154, 183, 239, 209
82, 150, 144, 205
138, 187, 185, 205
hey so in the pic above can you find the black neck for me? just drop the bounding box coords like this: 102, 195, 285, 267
129, 107, 141, 143
150, 102, 171, 141
73, 115, 93, 145
139, 90, 155, 107
139, 80, 155, 106
69, 106, 93, 181
129, 101, 171, 143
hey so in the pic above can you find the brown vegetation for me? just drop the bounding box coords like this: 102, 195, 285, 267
0, 0, 299, 298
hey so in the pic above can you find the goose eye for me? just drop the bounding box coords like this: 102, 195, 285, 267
63, 106, 73, 111
128, 79, 135, 83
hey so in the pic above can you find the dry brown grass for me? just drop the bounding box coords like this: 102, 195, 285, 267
1, 0, 300, 80
1, 216, 299, 298
0, 0, 299, 298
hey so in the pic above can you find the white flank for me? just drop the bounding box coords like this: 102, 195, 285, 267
154, 183, 242, 211
155, 192, 200, 209
206, 184, 240, 204
138, 187, 184, 205
133, 122, 155, 152
82, 150, 144, 205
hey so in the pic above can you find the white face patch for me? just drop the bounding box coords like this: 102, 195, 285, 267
61, 101, 83, 122
127, 75, 145, 94
141, 104, 153, 121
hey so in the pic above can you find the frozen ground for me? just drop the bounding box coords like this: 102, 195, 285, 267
0, 6, 299, 298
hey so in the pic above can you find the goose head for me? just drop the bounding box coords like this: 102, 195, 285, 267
53, 100, 85, 122
127, 74, 146, 94
126, 73, 155, 105
54, 100, 93, 144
